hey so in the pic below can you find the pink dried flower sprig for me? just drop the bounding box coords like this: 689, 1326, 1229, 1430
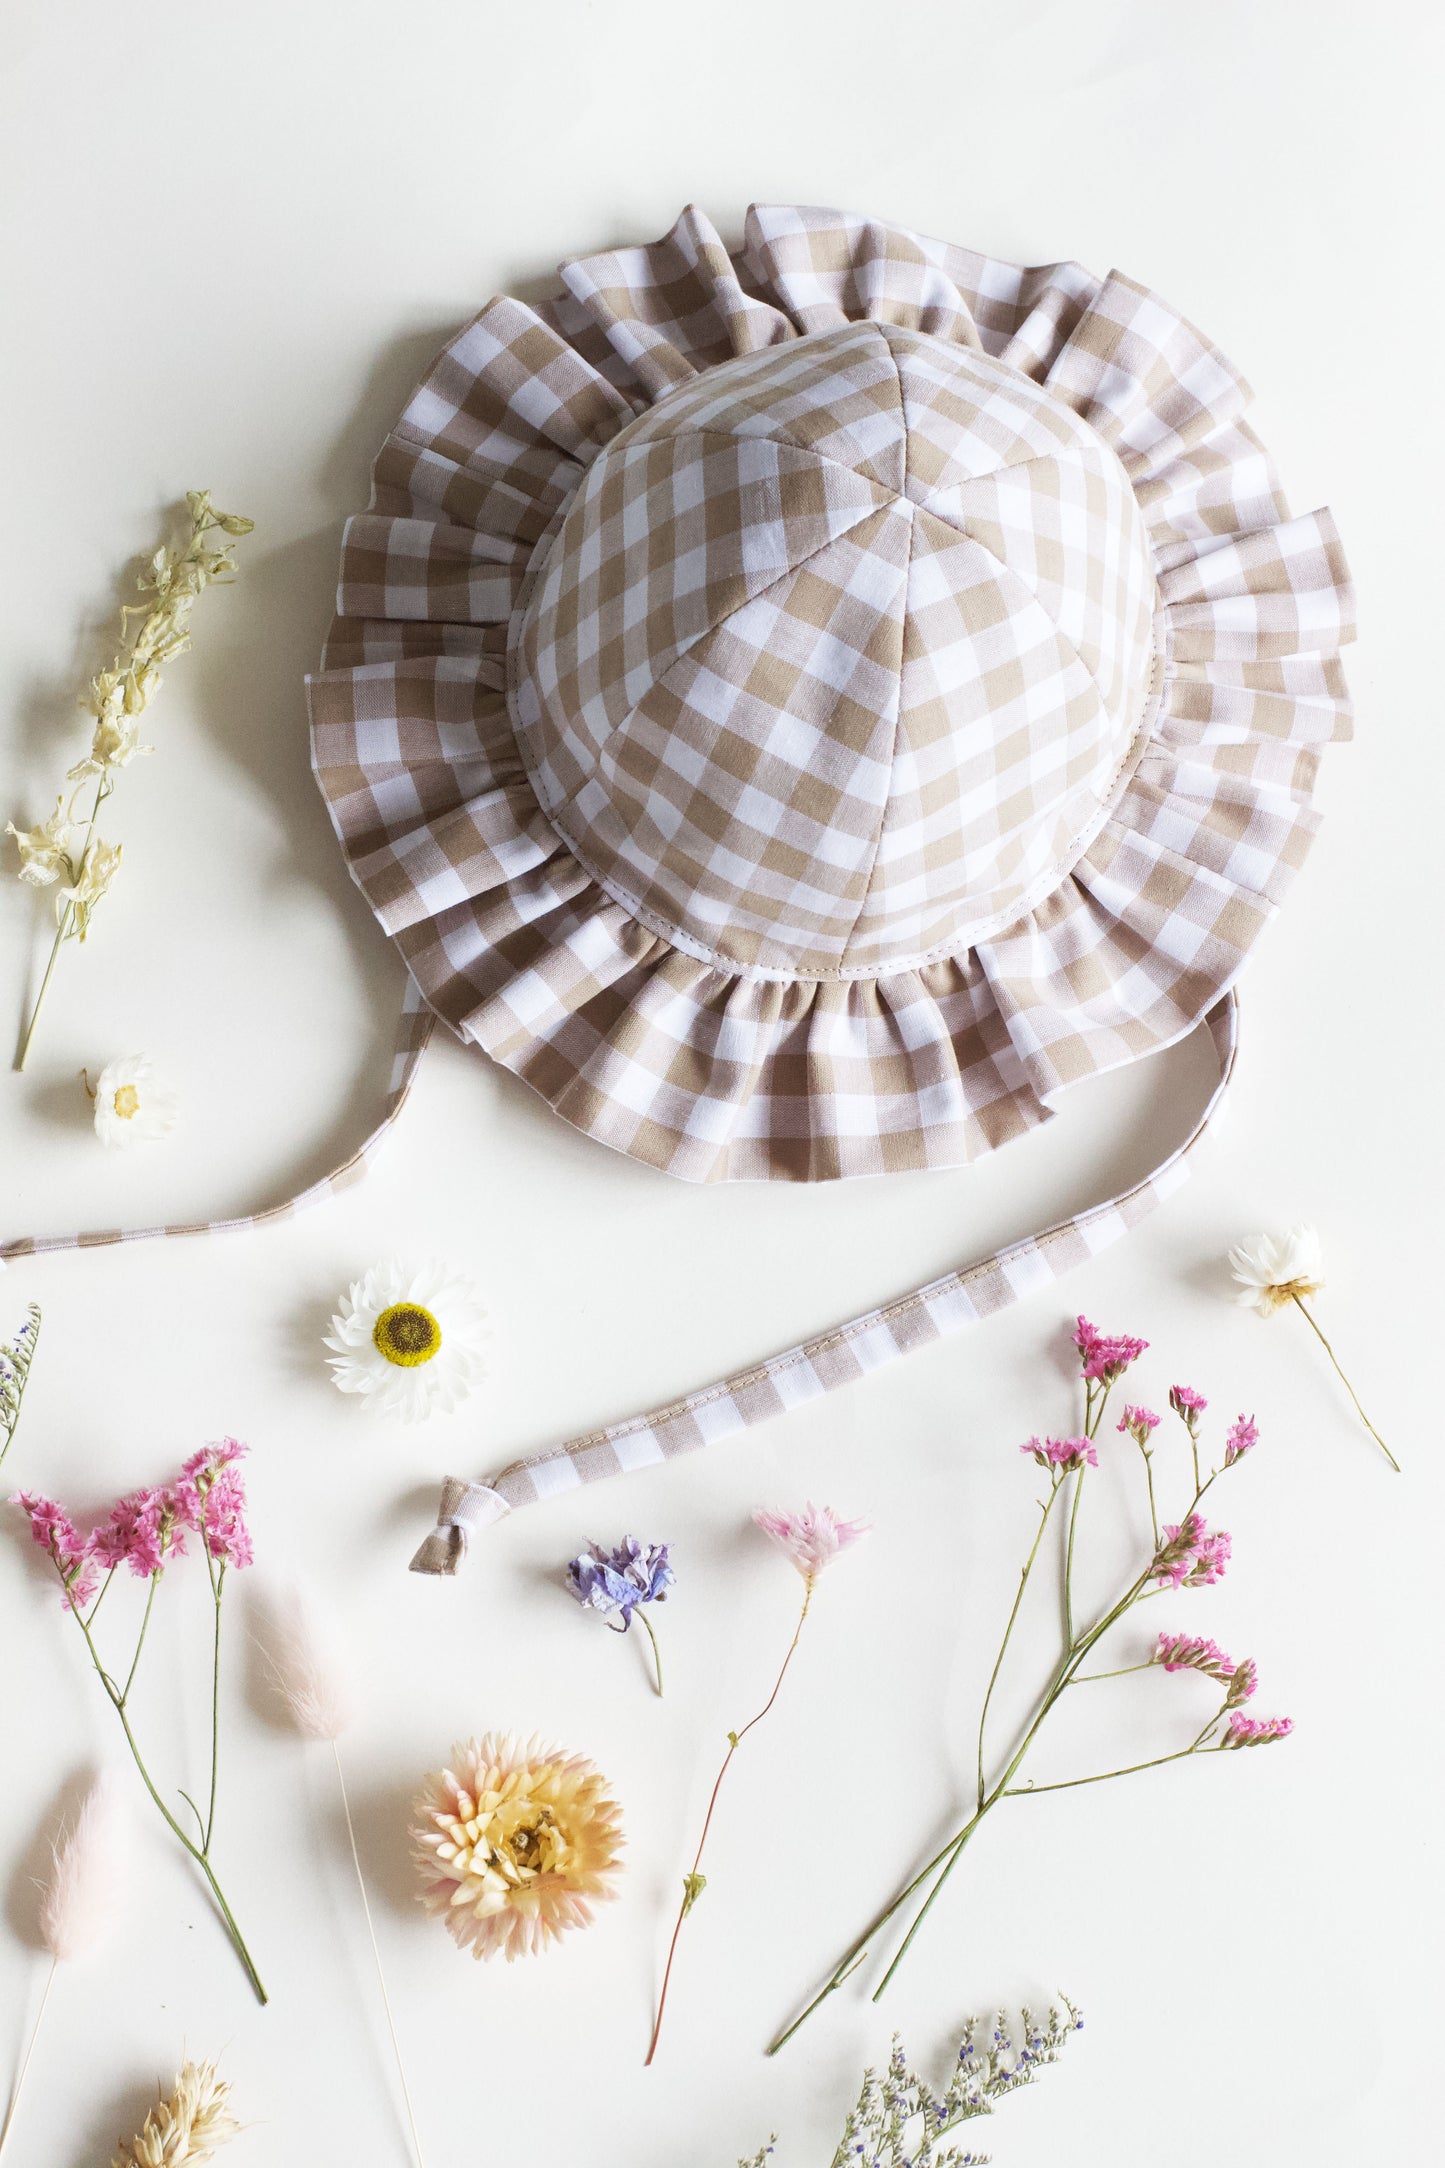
9, 1443, 265, 2003
1022, 1434, 1098, 1475
1152, 1512, 1232, 1590
1116, 1404, 1160, 1447
1072, 1316, 1148, 1386
1152, 1631, 1238, 1682
648, 1504, 868, 2066
1169, 1384, 1208, 1427
771, 1321, 1288, 2053
1223, 1711, 1294, 1748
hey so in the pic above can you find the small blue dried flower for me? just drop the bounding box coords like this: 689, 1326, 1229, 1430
566, 1536, 673, 1694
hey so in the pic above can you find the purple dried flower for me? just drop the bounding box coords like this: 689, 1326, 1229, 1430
1224, 1414, 1259, 1466
1117, 1404, 1161, 1447
567, 1535, 674, 1629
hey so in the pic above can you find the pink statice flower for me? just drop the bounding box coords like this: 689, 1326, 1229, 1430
752, 1503, 869, 1581
1184, 1524, 1232, 1587
12, 1491, 101, 1609
1222, 1711, 1293, 1748
13, 1492, 86, 1569
1116, 1404, 1161, 1448
1021, 1435, 1097, 1474
176, 1440, 253, 1570
1152, 1513, 1203, 1589
1224, 1414, 1259, 1467
1072, 1317, 1148, 1385
1225, 1657, 1259, 1707
1152, 1513, 1231, 1590
1168, 1385, 1208, 1431
90, 1485, 183, 1578
1152, 1632, 1236, 1682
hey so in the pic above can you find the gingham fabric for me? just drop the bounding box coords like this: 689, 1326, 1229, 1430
0, 983, 434, 1263
309, 201, 1353, 1185
411, 990, 1238, 1570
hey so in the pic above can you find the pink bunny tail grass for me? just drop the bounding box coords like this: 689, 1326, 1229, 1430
262, 1583, 357, 1743
38, 1772, 129, 1964
2, 1775, 130, 2161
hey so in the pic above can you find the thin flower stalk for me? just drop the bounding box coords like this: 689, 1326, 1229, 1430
769, 1330, 1286, 2054
0, 1305, 41, 1474
566, 1536, 674, 1697
264, 1584, 426, 2168
1228, 1225, 1398, 1470
11, 1445, 266, 2002
646, 1505, 868, 2066
8, 492, 253, 1068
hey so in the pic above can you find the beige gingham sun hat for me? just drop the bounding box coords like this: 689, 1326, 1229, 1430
1, 204, 1353, 1564
307, 202, 1351, 1193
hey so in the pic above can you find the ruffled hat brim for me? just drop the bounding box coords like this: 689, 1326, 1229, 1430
308, 203, 1353, 1183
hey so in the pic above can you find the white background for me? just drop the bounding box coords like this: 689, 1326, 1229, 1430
1, 4, 1440, 2163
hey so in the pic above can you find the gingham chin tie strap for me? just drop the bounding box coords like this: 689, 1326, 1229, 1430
0, 978, 434, 1265
410, 991, 1239, 1575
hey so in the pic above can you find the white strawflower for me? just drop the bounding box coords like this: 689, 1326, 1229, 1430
1227, 1224, 1324, 1316
90, 1054, 179, 1148
1227, 1222, 1398, 1472
324, 1258, 487, 1422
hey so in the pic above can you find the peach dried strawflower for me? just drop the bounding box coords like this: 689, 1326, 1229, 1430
411, 1733, 623, 1961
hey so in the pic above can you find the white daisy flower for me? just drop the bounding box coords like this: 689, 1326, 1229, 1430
89, 1053, 179, 1148
323, 1259, 487, 1422
1227, 1224, 1324, 1316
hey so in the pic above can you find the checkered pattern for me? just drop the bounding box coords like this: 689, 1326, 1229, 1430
410, 990, 1238, 1567
0, 981, 434, 1263
2, 205, 1351, 1288
513, 324, 1159, 980
309, 201, 1352, 1184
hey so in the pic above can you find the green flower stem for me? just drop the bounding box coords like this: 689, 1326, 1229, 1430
60, 1546, 267, 2004
1142, 1450, 1160, 1550
647, 1580, 813, 2067
1293, 1295, 1400, 1472
638, 1610, 664, 1699
773, 1477, 1218, 2049
975, 1483, 1059, 1811
1006, 1745, 1211, 1795
119, 1569, 160, 1703
1063, 1465, 1086, 1647
14, 776, 107, 1073
203, 1551, 227, 1851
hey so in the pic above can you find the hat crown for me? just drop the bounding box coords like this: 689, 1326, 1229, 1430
511, 322, 1158, 980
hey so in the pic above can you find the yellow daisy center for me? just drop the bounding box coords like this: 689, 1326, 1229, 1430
373, 1301, 442, 1367
113, 1084, 141, 1120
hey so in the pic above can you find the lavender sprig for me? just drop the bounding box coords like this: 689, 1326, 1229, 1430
0, 1303, 41, 1473
740, 2002, 1081, 2167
